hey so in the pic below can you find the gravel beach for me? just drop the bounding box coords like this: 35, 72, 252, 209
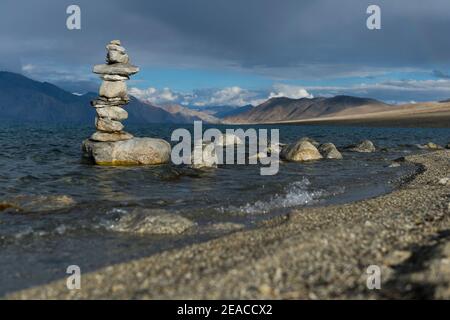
6, 150, 450, 300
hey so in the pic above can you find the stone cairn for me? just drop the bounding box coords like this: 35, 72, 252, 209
82, 40, 171, 165
90, 40, 138, 142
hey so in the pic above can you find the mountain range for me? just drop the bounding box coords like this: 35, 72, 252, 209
0, 71, 199, 124
2, 71, 449, 126
223, 96, 391, 123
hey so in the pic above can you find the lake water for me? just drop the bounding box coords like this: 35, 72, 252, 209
0, 123, 449, 295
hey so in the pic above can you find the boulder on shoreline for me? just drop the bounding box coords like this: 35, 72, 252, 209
280, 139, 323, 162
349, 140, 376, 153
82, 137, 171, 165
318, 143, 343, 159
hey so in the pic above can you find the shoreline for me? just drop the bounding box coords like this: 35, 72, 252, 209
6, 150, 450, 299
225, 108, 450, 128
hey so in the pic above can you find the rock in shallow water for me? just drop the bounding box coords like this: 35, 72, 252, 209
0, 195, 76, 213
349, 140, 376, 153
109, 209, 195, 235
318, 143, 343, 159
82, 137, 171, 165
280, 140, 323, 162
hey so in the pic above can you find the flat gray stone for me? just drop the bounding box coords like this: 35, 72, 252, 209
91, 97, 129, 107
93, 63, 139, 76
101, 74, 129, 81
99, 80, 127, 99
96, 106, 128, 121
82, 137, 172, 165
95, 117, 124, 132
90, 131, 133, 142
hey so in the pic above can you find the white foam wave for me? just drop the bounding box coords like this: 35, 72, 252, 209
223, 177, 323, 214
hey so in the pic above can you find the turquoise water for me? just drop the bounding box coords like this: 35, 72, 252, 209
0, 123, 449, 295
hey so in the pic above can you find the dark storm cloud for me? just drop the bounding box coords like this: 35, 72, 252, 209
1, 0, 450, 82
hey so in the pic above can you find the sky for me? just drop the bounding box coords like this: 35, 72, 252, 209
1, 0, 450, 106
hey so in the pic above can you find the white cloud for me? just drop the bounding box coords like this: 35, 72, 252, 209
128, 87, 179, 105
193, 86, 263, 107
129, 84, 314, 107
268, 83, 313, 99
129, 78, 450, 108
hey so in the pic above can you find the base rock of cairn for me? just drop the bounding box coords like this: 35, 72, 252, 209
82, 40, 171, 165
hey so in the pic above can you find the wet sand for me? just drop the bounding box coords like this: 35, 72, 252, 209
5, 150, 450, 299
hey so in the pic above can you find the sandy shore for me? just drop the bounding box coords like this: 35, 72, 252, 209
6, 150, 450, 299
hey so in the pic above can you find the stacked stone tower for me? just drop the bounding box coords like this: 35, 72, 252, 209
82, 40, 171, 166
90, 40, 138, 142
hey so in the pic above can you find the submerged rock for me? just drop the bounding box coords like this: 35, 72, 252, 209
446, 143, 450, 149
110, 209, 195, 235
280, 140, 323, 162
82, 137, 171, 165
0, 195, 76, 213
318, 143, 343, 159
349, 140, 376, 153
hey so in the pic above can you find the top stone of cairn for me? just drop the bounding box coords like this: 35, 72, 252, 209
93, 40, 140, 76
